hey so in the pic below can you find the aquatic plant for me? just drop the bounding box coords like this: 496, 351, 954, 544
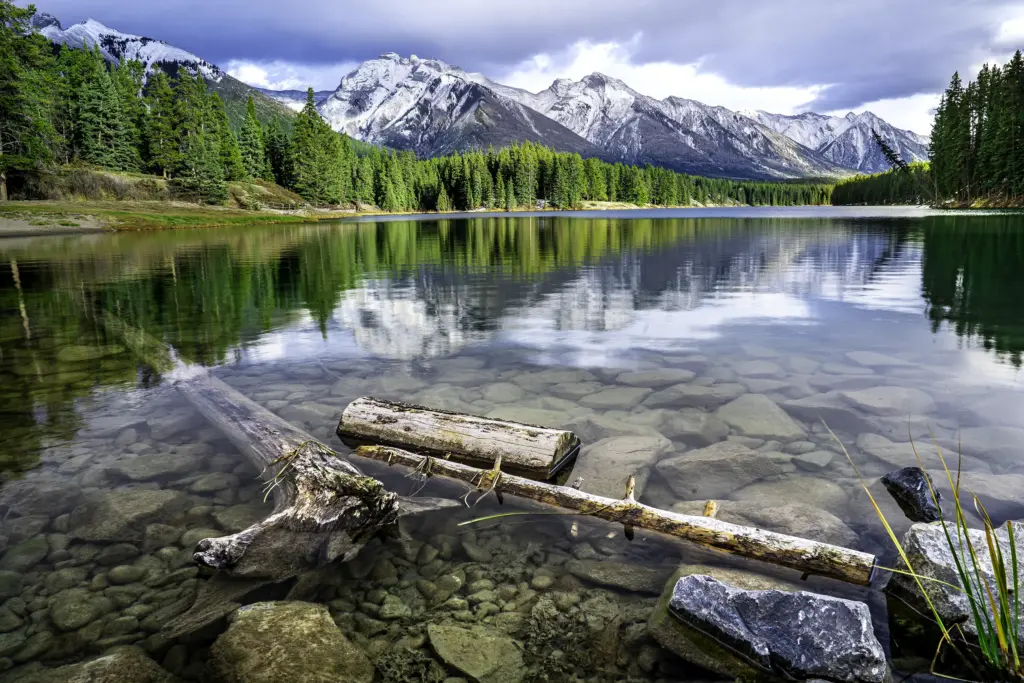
831, 424, 1022, 681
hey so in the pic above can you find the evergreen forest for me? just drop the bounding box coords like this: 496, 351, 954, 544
0, 3, 832, 210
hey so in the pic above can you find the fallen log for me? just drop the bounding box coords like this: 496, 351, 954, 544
337, 396, 580, 480
355, 445, 878, 586
101, 313, 451, 582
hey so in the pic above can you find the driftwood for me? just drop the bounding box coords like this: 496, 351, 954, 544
102, 314, 451, 582
355, 445, 878, 586
337, 396, 580, 479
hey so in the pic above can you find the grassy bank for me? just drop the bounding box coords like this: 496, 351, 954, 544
0, 200, 359, 234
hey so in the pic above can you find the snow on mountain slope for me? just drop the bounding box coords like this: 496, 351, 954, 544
484, 72, 845, 179
32, 13, 222, 81
316, 54, 606, 158
746, 110, 930, 173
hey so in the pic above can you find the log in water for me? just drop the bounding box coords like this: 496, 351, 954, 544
337, 396, 581, 479
355, 444, 878, 586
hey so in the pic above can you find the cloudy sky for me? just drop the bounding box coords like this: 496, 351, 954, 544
28, 0, 1024, 134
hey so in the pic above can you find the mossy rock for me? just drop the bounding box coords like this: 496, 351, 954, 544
210, 601, 374, 683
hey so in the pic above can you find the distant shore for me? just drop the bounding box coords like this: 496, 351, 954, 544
0, 198, 875, 238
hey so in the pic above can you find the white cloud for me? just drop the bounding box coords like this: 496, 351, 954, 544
493, 38, 826, 115
225, 59, 356, 91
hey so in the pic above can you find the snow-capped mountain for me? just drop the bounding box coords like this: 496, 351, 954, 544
306, 54, 925, 178
32, 13, 222, 81
744, 110, 930, 174
481, 72, 847, 179
33, 13, 294, 129
315, 54, 605, 159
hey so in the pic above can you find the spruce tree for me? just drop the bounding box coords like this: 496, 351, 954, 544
208, 92, 245, 181
436, 184, 451, 212
144, 70, 178, 177
173, 128, 226, 204
290, 88, 344, 204
238, 95, 266, 179
0, 1, 56, 199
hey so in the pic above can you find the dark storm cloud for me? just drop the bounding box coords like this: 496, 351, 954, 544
28, 0, 1020, 109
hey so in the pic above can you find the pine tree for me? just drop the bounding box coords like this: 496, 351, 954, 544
0, 1, 56, 199
77, 48, 135, 170
263, 119, 289, 185
436, 184, 451, 212
111, 58, 145, 170
144, 70, 178, 177
289, 88, 344, 204
173, 128, 226, 204
238, 95, 266, 179
208, 92, 245, 181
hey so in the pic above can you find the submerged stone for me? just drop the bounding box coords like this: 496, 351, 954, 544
566, 559, 672, 595
13, 646, 177, 682
210, 601, 373, 683
882, 467, 942, 523
717, 393, 805, 440
70, 490, 188, 543
427, 623, 525, 683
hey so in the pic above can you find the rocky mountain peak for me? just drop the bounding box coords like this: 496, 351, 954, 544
30, 12, 62, 31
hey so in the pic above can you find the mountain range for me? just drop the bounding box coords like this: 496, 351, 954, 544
269, 53, 930, 179
32, 13, 929, 179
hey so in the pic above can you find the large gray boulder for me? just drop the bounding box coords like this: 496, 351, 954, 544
648, 565, 801, 678
209, 601, 374, 683
667, 575, 887, 682
14, 647, 179, 682
887, 520, 1024, 647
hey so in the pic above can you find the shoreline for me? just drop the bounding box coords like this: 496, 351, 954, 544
0, 199, 945, 238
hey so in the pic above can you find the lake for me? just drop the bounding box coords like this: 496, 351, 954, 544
0, 207, 1022, 681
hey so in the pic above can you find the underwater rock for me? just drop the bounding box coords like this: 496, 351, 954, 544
566, 560, 672, 596
571, 435, 672, 499
838, 387, 935, 416
0, 536, 49, 572
716, 394, 805, 441
106, 454, 204, 482
13, 646, 178, 682
210, 601, 373, 683
427, 623, 525, 683
666, 575, 886, 682
881, 467, 941, 523
656, 441, 781, 500
69, 490, 188, 543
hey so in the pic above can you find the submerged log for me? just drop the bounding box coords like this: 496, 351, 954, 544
337, 396, 580, 479
102, 314, 450, 582
355, 445, 878, 586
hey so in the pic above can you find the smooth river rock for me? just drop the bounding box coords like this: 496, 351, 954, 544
70, 490, 188, 543
655, 441, 782, 500
570, 435, 672, 499
838, 387, 936, 416
716, 394, 804, 440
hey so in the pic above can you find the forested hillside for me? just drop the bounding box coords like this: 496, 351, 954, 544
929, 51, 1024, 204
830, 163, 932, 205
0, 2, 832, 210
